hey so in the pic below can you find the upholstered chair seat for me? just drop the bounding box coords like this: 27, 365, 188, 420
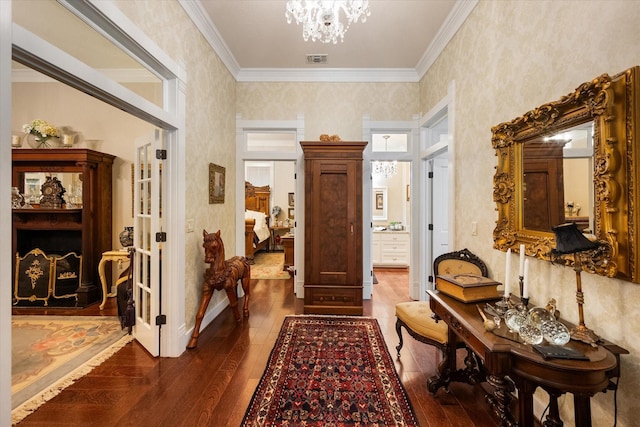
395, 248, 489, 372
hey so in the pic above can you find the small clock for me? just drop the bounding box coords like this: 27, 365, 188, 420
40, 176, 66, 208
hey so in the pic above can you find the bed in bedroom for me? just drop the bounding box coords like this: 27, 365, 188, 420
245, 181, 271, 264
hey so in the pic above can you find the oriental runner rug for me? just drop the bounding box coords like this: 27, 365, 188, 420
11, 316, 133, 424
242, 315, 418, 426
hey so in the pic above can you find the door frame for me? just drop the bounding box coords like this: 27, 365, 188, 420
363, 115, 419, 300
236, 115, 305, 297
418, 81, 456, 300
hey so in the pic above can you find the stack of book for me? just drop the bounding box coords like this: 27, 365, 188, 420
435, 273, 501, 303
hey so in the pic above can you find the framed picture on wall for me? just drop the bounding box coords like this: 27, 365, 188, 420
209, 163, 225, 204
288, 192, 294, 207
288, 208, 294, 220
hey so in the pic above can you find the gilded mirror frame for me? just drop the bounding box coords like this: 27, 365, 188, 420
492, 66, 639, 282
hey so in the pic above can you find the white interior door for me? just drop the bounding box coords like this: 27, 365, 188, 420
132, 130, 163, 356
425, 153, 449, 290
432, 154, 449, 257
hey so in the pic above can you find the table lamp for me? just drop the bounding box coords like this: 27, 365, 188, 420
551, 222, 601, 347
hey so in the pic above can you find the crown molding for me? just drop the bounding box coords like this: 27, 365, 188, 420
236, 68, 419, 83
415, 0, 479, 80
179, 0, 240, 77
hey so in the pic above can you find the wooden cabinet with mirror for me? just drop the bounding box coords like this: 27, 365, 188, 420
492, 66, 640, 282
12, 149, 115, 306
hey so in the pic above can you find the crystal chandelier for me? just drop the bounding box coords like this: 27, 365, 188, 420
372, 160, 397, 178
372, 135, 397, 178
285, 0, 371, 44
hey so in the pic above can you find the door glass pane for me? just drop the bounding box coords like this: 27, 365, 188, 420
246, 132, 297, 152
371, 133, 408, 152
12, 0, 163, 107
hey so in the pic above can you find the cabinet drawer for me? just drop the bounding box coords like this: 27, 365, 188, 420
381, 243, 409, 254
378, 233, 409, 243
380, 252, 409, 264
304, 286, 363, 308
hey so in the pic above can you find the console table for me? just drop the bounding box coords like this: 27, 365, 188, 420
427, 290, 628, 427
98, 250, 131, 310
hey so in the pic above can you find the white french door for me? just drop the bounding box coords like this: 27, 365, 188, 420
132, 130, 163, 356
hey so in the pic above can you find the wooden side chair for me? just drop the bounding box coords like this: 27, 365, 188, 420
395, 248, 489, 375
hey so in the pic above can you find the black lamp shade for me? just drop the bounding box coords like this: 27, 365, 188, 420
552, 222, 600, 254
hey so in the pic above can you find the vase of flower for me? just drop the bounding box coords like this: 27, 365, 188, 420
23, 119, 60, 148
26, 134, 60, 148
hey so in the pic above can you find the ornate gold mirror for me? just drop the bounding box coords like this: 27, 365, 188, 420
492, 66, 639, 282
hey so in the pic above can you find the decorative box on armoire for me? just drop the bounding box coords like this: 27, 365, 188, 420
301, 141, 367, 315
12, 148, 115, 307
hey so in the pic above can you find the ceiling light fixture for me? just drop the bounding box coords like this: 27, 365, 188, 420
372, 135, 397, 178
285, 0, 371, 44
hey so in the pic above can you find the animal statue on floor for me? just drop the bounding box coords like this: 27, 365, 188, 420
187, 229, 251, 349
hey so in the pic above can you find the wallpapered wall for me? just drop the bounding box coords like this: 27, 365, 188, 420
419, 1, 640, 425
112, 0, 238, 331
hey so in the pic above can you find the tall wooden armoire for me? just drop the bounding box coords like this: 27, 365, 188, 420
301, 141, 367, 315
522, 141, 565, 232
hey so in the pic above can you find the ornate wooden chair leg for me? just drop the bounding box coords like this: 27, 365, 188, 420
395, 319, 405, 357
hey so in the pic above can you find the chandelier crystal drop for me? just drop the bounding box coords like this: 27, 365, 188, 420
372, 160, 397, 178
285, 0, 371, 44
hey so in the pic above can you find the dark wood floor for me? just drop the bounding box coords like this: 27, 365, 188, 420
15, 269, 499, 426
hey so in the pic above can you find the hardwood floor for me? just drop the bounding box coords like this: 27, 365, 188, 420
15, 268, 499, 426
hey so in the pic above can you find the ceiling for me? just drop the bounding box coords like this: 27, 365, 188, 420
188, 0, 477, 82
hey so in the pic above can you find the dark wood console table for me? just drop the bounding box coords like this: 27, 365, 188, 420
427, 290, 628, 427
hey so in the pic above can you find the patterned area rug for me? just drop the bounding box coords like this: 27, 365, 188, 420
11, 316, 133, 423
242, 315, 418, 426
251, 252, 291, 280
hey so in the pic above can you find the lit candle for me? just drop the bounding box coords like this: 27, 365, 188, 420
519, 243, 526, 277
523, 258, 530, 299
504, 248, 511, 296
63, 134, 74, 147
11, 135, 21, 147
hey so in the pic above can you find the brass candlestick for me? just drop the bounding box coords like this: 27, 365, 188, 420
552, 223, 602, 348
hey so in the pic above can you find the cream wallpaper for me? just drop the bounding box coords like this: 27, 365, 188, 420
111, 0, 238, 330
419, 1, 640, 425
237, 82, 419, 140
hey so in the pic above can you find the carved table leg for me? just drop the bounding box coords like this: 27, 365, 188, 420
428, 328, 458, 394
485, 374, 516, 427
542, 388, 564, 427
573, 394, 592, 427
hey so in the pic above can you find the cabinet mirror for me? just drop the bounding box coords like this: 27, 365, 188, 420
21, 172, 83, 206
492, 66, 639, 283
